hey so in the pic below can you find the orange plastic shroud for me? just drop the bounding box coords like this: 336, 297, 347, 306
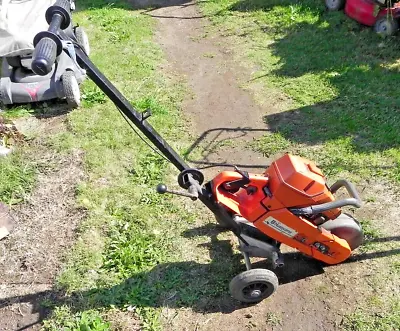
211, 154, 351, 264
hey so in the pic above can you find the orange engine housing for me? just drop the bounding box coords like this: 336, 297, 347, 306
211, 154, 351, 264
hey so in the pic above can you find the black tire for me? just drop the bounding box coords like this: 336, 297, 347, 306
62, 71, 81, 108
325, 0, 345, 11
229, 269, 278, 303
74, 26, 91, 56
321, 213, 363, 250
6, 57, 21, 68
374, 17, 399, 37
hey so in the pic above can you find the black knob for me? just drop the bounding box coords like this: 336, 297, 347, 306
156, 184, 167, 194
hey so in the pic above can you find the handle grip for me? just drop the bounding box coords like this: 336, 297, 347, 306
156, 183, 198, 200
32, 37, 58, 76
46, 0, 71, 28
290, 179, 362, 216
31, 0, 72, 76
329, 179, 361, 203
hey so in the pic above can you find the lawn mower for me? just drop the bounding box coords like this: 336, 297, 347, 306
0, 0, 89, 107
326, 0, 400, 36
31, 0, 364, 304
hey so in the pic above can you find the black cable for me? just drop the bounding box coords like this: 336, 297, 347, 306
68, 39, 172, 163
116, 106, 171, 163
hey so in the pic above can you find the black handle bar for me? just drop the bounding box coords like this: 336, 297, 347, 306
289, 179, 362, 216
31, 0, 71, 76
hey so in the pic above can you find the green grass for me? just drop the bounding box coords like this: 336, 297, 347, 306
0, 105, 37, 205
342, 300, 400, 331
201, 0, 400, 182
0, 151, 36, 204
0, 105, 35, 119
42, 2, 185, 329
40, 1, 240, 330
42, 307, 110, 331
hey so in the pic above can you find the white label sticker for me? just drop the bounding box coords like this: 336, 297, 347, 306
263, 217, 298, 238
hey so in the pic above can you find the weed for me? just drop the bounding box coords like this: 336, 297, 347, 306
203, 52, 215, 58
82, 83, 107, 107
360, 219, 380, 241
1, 106, 34, 119
266, 311, 282, 327
42, 306, 110, 331
0, 151, 36, 204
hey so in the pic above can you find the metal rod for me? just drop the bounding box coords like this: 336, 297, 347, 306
243, 251, 252, 271
74, 47, 190, 172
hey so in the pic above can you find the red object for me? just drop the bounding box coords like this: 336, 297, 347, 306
345, 0, 400, 26
211, 154, 352, 265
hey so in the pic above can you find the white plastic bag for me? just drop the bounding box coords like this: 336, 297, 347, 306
0, 0, 54, 57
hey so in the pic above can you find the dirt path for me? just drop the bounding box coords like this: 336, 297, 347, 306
151, 2, 400, 331
150, 1, 281, 174
0, 117, 85, 330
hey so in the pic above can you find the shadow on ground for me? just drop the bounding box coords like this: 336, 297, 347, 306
226, 0, 400, 153
1, 224, 399, 330
184, 127, 270, 169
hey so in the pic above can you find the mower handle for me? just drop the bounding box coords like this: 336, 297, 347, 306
32, 0, 72, 76
290, 179, 362, 216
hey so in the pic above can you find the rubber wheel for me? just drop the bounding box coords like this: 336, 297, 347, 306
321, 213, 363, 250
62, 71, 81, 108
325, 0, 345, 11
74, 26, 90, 56
374, 17, 399, 37
229, 269, 278, 303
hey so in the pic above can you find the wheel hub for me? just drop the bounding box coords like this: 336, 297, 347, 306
250, 289, 262, 298
243, 282, 268, 300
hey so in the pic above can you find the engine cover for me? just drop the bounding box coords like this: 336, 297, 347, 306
264, 154, 340, 220
211, 154, 351, 264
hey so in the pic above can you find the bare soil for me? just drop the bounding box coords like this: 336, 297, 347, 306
150, 1, 284, 175
150, 2, 400, 331
0, 117, 85, 330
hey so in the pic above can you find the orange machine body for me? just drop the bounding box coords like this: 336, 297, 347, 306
212, 154, 351, 264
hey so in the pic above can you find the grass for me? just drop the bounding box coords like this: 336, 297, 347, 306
38, 1, 239, 330
342, 300, 400, 331
0, 151, 36, 205
201, 0, 400, 183
1, 106, 37, 206
266, 311, 283, 327
198, 0, 400, 329
2, 2, 241, 329
41, 1, 187, 329
42, 307, 111, 331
